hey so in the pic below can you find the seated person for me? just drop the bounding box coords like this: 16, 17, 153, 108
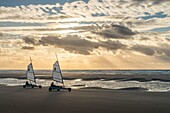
26, 81, 29, 85
51, 82, 55, 87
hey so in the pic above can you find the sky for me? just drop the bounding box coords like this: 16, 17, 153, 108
0, 0, 170, 70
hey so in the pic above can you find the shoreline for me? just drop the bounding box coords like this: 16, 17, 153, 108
1, 84, 170, 93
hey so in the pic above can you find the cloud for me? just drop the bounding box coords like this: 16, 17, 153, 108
129, 41, 170, 58
38, 35, 100, 55
22, 35, 127, 55
100, 40, 127, 51
23, 35, 99, 55
0, 0, 169, 34
131, 45, 155, 56
21, 30, 170, 57
1, 0, 170, 69
0, 4, 69, 21
0, 32, 2, 36
0, 0, 169, 22
21, 46, 35, 50
132, 0, 169, 3
23, 37, 38, 45
92, 24, 136, 39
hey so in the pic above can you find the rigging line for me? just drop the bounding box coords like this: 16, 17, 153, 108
30, 57, 32, 64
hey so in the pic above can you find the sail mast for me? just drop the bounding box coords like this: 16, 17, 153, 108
55, 52, 58, 61
29, 57, 36, 83
30, 57, 32, 63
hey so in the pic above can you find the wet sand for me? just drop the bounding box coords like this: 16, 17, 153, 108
0, 85, 170, 113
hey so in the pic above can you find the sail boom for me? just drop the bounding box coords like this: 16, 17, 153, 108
53, 78, 63, 84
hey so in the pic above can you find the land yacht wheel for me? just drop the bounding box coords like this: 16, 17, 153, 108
23, 85, 26, 88
57, 89, 60, 91
39, 85, 42, 89
68, 88, 71, 92
49, 87, 52, 91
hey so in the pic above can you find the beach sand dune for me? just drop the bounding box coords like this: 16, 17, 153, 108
0, 85, 170, 113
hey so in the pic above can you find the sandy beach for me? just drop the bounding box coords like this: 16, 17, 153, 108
0, 85, 170, 113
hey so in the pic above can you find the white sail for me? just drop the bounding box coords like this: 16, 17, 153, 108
52, 61, 63, 84
26, 63, 36, 83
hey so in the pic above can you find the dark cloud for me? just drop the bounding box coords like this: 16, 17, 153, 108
21, 46, 35, 50
130, 44, 170, 57
131, 45, 155, 56
155, 46, 170, 57
139, 37, 150, 41
123, 17, 158, 28
165, 38, 170, 41
47, 15, 72, 20
111, 24, 136, 35
100, 40, 127, 51
23, 37, 38, 45
0, 32, 2, 36
1, 23, 136, 38
22, 34, 170, 57
92, 24, 136, 39
22, 35, 126, 55
38, 35, 100, 55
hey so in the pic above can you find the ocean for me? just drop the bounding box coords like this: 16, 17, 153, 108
0, 70, 170, 92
